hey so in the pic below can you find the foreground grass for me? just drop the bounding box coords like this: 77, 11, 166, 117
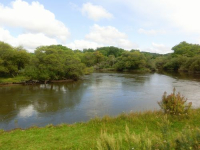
0, 109, 200, 150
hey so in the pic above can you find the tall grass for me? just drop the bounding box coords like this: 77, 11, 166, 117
0, 109, 200, 149
96, 124, 200, 150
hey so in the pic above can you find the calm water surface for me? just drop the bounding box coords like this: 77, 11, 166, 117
0, 72, 200, 130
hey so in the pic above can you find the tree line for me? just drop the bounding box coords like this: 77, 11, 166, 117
0, 41, 200, 82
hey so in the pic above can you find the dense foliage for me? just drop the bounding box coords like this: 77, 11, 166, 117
0, 42, 30, 77
1, 40, 200, 83
155, 41, 200, 73
25, 45, 85, 81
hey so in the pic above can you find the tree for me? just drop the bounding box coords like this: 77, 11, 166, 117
94, 51, 104, 64
172, 41, 200, 57
114, 51, 146, 71
0, 42, 30, 77
25, 45, 85, 82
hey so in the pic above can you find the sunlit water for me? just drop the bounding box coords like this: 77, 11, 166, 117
0, 72, 200, 130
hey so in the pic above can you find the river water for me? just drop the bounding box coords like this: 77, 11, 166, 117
0, 72, 200, 130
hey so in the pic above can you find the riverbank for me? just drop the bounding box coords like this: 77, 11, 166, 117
0, 109, 200, 149
0, 76, 75, 86
0, 76, 29, 85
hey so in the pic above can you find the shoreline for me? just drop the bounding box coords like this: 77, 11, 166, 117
0, 108, 200, 149
0, 79, 75, 86
1, 108, 199, 132
1, 70, 200, 86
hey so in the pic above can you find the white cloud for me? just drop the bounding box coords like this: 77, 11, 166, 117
86, 24, 126, 44
67, 24, 137, 50
85, 24, 137, 49
0, 27, 57, 52
138, 28, 166, 35
66, 40, 102, 50
118, 39, 137, 50
141, 42, 173, 54
18, 105, 37, 118
0, 0, 70, 42
81, 3, 113, 21
17, 33, 58, 52
0, 27, 17, 46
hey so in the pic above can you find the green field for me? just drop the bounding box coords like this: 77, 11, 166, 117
0, 109, 200, 150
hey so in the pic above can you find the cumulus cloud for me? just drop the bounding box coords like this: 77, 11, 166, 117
67, 24, 137, 50
0, 27, 17, 46
138, 28, 166, 35
81, 3, 113, 21
142, 43, 173, 54
66, 40, 102, 50
86, 24, 126, 44
0, 27, 57, 52
85, 24, 137, 49
0, 0, 70, 41
17, 33, 58, 51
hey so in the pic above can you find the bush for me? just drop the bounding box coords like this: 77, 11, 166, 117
158, 88, 192, 115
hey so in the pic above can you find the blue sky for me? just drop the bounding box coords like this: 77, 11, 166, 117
0, 0, 199, 53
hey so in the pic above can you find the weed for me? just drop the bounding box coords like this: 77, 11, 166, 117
175, 127, 200, 150
158, 88, 192, 115
97, 131, 121, 150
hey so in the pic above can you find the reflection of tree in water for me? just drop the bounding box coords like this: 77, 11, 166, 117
0, 86, 27, 121
0, 81, 89, 121
121, 73, 150, 89
157, 71, 200, 81
33, 81, 88, 113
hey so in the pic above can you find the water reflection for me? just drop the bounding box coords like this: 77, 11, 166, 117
18, 105, 37, 118
0, 81, 88, 127
0, 72, 200, 130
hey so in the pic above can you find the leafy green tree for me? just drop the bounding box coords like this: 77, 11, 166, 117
172, 41, 200, 57
114, 51, 146, 71
0, 42, 30, 77
97, 46, 125, 57
163, 56, 186, 71
14, 46, 30, 71
155, 56, 169, 70
25, 45, 85, 82
81, 52, 96, 67
188, 56, 200, 72
108, 55, 116, 67
94, 51, 105, 64
83, 48, 95, 53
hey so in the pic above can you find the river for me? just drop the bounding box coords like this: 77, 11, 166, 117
0, 72, 200, 130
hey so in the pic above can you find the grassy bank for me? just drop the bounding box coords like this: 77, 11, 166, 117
0, 76, 29, 85
0, 109, 200, 150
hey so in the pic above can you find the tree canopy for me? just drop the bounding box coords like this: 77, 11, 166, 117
1, 40, 200, 82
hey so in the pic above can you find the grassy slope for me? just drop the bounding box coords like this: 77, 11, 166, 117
0, 109, 200, 150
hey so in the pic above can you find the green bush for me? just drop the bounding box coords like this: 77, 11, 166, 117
158, 88, 192, 115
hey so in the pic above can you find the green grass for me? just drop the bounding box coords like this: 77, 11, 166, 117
0, 76, 29, 84
0, 109, 200, 149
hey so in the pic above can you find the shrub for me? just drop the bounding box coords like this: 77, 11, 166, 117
158, 88, 192, 115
